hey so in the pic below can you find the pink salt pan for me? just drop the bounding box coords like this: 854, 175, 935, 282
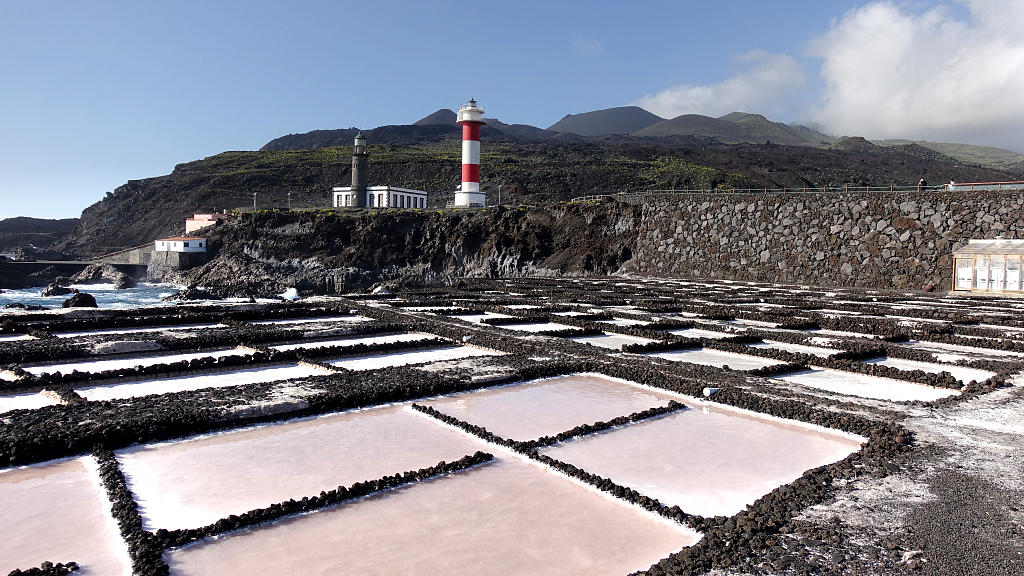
164, 456, 699, 576
541, 406, 864, 517
0, 457, 131, 575
116, 405, 486, 531
426, 373, 679, 442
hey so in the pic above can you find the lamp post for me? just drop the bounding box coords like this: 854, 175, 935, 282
287, 191, 292, 210
497, 184, 503, 206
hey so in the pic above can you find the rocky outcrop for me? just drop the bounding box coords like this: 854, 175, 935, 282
40, 282, 75, 297
62, 293, 97, 308
69, 263, 137, 288
163, 286, 221, 301
180, 202, 640, 296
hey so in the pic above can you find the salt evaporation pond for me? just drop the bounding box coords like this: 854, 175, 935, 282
499, 322, 581, 333
569, 332, 655, 350
326, 345, 500, 371
747, 339, 838, 358
777, 368, 960, 402
0, 391, 60, 414
902, 340, 1024, 363
426, 374, 679, 442
450, 312, 513, 324
0, 457, 132, 575
164, 456, 698, 576
862, 357, 996, 384
24, 347, 250, 376
598, 317, 650, 327
647, 348, 787, 371
54, 323, 227, 338
269, 332, 431, 352
667, 327, 734, 339
247, 315, 370, 326
731, 318, 780, 328
77, 363, 328, 402
803, 328, 879, 340
116, 405, 487, 531
541, 406, 863, 517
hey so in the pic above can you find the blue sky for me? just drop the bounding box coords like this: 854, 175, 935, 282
1, 0, 1022, 219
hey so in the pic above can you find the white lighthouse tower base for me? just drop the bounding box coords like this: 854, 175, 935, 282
455, 185, 485, 208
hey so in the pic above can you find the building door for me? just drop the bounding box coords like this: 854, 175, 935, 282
991, 255, 1006, 291
1007, 257, 1022, 292
974, 256, 990, 290
955, 258, 973, 290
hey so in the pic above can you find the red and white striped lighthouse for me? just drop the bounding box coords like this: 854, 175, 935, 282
455, 98, 486, 207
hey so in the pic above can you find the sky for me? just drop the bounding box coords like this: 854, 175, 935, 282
2, 0, 1023, 220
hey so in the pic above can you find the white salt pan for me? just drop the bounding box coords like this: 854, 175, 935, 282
54, 323, 226, 338
0, 391, 60, 414
164, 456, 698, 576
747, 340, 837, 358
667, 328, 733, 339
541, 407, 863, 517
598, 317, 650, 327
500, 322, 581, 333
902, 340, 1024, 363
777, 368, 959, 402
24, 347, 250, 376
648, 348, 786, 371
116, 405, 486, 531
450, 312, 513, 324
269, 332, 430, 352
570, 333, 655, 350
77, 363, 326, 402
327, 345, 500, 371
803, 328, 879, 340
863, 357, 996, 385
248, 315, 370, 326
0, 457, 132, 575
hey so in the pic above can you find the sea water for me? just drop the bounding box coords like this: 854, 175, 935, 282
0, 282, 183, 311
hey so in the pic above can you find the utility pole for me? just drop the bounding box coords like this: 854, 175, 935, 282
287, 191, 292, 210
498, 184, 503, 206
253, 192, 257, 210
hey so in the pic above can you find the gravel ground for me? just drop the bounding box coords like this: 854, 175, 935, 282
787, 377, 1024, 576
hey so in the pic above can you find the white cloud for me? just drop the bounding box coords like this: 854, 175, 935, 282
571, 34, 602, 55
811, 0, 1024, 151
632, 50, 807, 120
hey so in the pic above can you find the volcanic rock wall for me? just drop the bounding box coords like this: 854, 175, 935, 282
630, 191, 1024, 289
175, 190, 1023, 295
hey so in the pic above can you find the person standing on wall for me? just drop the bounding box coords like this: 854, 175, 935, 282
918, 178, 927, 192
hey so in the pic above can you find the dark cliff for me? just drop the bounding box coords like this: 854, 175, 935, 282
178, 202, 641, 294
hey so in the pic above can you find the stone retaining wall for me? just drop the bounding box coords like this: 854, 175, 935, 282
631, 191, 1024, 290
